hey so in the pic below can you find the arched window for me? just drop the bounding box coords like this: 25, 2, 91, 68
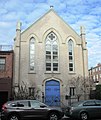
68, 39, 74, 72
29, 37, 35, 71
45, 32, 58, 72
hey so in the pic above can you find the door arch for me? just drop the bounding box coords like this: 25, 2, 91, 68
45, 79, 60, 106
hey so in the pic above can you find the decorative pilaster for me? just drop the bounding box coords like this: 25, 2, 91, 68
16, 21, 21, 47
80, 26, 86, 50
14, 21, 22, 91
80, 26, 88, 81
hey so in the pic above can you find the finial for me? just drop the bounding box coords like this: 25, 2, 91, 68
50, 5, 54, 9
16, 20, 22, 30
80, 26, 85, 34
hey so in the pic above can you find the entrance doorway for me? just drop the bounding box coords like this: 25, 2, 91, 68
45, 79, 60, 106
0, 91, 8, 111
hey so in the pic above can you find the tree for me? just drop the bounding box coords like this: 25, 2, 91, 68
13, 81, 41, 100
67, 76, 90, 101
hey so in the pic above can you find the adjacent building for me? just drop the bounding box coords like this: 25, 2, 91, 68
0, 45, 13, 109
89, 63, 101, 85
13, 9, 88, 106
88, 63, 101, 99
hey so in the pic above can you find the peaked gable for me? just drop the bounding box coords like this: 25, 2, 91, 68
21, 9, 80, 39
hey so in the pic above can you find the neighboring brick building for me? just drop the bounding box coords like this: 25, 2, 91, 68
89, 63, 101, 85
0, 45, 13, 109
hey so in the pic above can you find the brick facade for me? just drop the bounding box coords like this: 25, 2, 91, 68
89, 63, 101, 85
0, 50, 13, 103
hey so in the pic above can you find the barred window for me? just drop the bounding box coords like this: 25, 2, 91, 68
29, 87, 35, 96
70, 87, 75, 96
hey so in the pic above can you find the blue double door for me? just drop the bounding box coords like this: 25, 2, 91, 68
45, 80, 60, 106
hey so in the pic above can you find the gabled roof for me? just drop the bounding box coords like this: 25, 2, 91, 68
21, 8, 80, 37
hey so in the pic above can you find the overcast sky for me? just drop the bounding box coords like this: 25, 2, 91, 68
0, 0, 101, 69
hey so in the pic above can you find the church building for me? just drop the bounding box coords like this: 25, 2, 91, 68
13, 8, 88, 106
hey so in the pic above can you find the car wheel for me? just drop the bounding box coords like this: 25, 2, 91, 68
8, 114, 20, 120
80, 112, 88, 120
48, 112, 59, 120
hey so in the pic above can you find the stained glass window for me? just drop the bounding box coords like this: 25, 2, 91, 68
45, 32, 58, 72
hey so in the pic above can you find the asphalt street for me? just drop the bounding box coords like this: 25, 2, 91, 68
0, 113, 69, 120
0, 114, 69, 120
0, 114, 101, 120
0, 116, 96, 120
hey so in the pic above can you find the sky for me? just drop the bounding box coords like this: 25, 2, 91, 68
0, 0, 101, 69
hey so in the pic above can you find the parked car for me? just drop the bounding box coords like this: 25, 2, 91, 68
65, 99, 101, 120
1, 99, 64, 120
